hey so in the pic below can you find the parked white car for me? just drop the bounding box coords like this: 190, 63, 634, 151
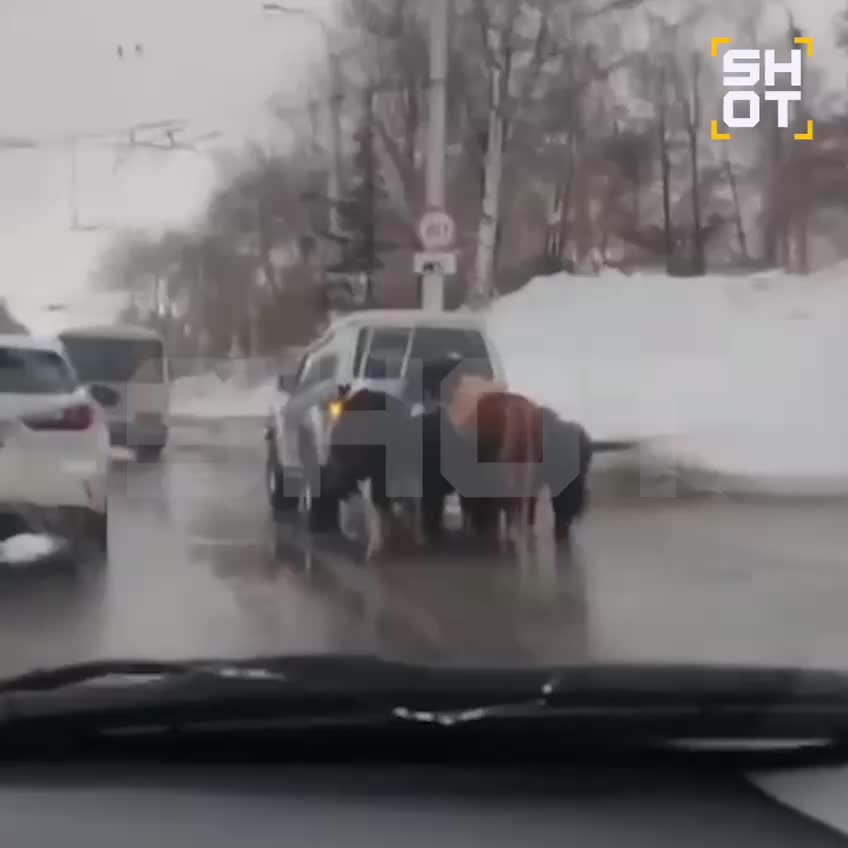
264, 310, 507, 527
0, 335, 110, 556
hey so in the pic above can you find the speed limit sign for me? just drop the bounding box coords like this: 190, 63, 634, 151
418, 210, 455, 251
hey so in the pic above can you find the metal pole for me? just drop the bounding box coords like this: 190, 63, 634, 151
423, 0, 449, 310
426, 0, 448, 209
327, 43, 343, 239
471, 30, 503, 307
70, 136, 79, 229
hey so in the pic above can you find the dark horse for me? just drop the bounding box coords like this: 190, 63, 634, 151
323, 385, 468, 557
322, 387, 417, 558
531, 407, 593, 541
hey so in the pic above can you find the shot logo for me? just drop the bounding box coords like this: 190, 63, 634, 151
710, 36, 813, 141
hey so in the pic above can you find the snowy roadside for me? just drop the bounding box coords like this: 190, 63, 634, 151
169, 372, 276, 421
486, 264, 848, 498
167, 264, 848, 497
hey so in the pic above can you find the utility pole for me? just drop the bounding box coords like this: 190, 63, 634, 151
327, 47, 344, 239
69, 136, 79, 230
426, 0, 448, 210
470, 27, 504, 307
421, 0, 449, 311
362, 85, 377, 289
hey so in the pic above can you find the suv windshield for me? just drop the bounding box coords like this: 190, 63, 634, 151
0, 348, 77, 395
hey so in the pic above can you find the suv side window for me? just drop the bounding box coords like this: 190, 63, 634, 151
316, 352, 338, 382
293, 352, 311, 387
363, 328, 411, 378
352, 329, 369, 377
298, 352, 323, 388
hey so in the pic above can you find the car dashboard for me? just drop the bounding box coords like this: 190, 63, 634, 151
0, 764, 843, 848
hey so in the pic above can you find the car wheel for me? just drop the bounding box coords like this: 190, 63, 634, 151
136, 445, 164, 463
68, 507, 109, 580
299, 435, 339, 533
266, 446, 298, 513
74, 506, 108, 558
93, 508, 108, 555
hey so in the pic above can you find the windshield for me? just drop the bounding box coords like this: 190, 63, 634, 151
60, 336, 165, 383
0, 347, 77, 395
1, 0, 846, 702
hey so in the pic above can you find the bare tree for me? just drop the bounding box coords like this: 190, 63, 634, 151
674, 52, 704, 274
657, 64, 673, 269
722, 152, 749, 262
465, 0, 560, 304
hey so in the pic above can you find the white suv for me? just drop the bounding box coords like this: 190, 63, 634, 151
264, 310, 506, 525
0, 335, 110, 557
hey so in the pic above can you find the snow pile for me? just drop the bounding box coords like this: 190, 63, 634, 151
170, 372, 277, 419
0, 534, 62, 566
486, 265, 848, 489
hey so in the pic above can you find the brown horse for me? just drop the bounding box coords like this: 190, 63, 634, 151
444, 372, 544, 549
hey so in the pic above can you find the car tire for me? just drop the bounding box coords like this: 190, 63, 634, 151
92, 508, 109, 557
299, 433, 339, 533
68, 507, 108, 579
266, 445, 299, 513
136, 445, 164, 463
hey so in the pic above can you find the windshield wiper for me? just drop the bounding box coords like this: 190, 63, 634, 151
0, 659, 209, 693
4, 658, 848, 757
0, 654, 537, 694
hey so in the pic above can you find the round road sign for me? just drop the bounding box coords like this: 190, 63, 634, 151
418, 210, 455, 250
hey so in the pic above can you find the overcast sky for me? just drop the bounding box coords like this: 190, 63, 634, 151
0, 0, 332, 331
0, 0, 843, 333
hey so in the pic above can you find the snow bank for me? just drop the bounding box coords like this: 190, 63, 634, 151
170, 372, 276, 419
486, 264, 848, 489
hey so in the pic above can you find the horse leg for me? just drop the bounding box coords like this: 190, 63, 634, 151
408, 496, 428, 547
512, 497, 534, 548
363, 497, 386, 561
363, 473, 392, 561
553, 471, 587, 544
476, 498, 503, 547
421, 492, 446, 543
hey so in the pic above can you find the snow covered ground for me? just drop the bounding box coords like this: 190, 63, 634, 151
170, 371, 276, 420
167, 263, 848, 494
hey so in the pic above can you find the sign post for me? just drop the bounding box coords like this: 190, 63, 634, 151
416, 210, 456, 311
418, 210, 455, 251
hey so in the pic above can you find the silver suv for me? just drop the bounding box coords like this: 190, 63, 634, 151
264, 310, 506, 524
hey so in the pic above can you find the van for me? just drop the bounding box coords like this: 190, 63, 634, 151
58, 324, 169, 461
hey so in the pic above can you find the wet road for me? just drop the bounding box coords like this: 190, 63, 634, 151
0, 418, 847, 677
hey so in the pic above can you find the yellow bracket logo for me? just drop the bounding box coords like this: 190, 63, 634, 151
710, 37, 813, 141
